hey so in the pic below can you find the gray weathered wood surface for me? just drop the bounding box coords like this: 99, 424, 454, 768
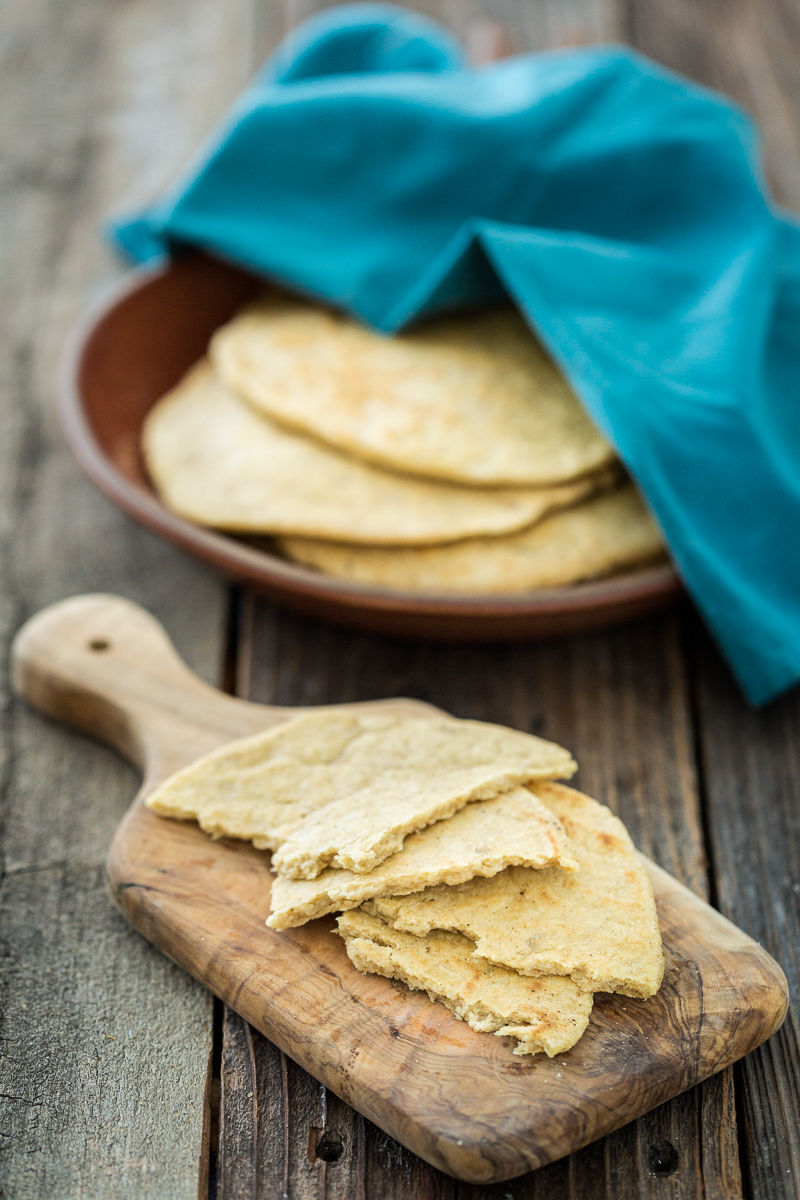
1, 0, 799, 1197
0, 1, 250, 1196
15, 593, 781, 1190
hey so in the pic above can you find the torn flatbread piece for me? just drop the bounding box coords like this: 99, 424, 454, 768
267, 786, 578, 929
271, 715, 576, 879
142, 361, 614, 545
337, 909, 593, 1057
279, 484, 666, 593
211, 299, 615, 486
145, 710, 576, 880
366, 782, 664, 999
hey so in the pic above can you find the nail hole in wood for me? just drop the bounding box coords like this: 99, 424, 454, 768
647, 1140, 679, 1177
88, 638, 110, 652
314, 1133, 345, 1163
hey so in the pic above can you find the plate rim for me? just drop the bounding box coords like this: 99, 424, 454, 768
57, 256, 683, 629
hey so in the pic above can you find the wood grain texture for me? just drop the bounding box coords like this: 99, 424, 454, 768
229, 602, 748, 1198
622, 6, 800, 1195
0, 0, 253, 1195
689, 621, 800, 1199
7, 595, 786, 1185
9, 594, 788, 1187
211, 0, 744, 1192
223, 0, 800, 1192
106, 756, 788, 1185
4, 0, 798, 1197
219, 1008, 374, 1200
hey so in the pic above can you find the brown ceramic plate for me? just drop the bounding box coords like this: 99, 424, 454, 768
59, 251, 681, 640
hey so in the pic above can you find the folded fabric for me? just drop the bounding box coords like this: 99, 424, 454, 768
112, 2, 800, 705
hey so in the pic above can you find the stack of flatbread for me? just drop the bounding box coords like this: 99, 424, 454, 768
142, 297, 666, 593
145, 708, 664, 1057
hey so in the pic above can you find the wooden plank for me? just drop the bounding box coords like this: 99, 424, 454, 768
218, 1008, 375, 1200
7, 592, 772, 1194
212, 0, 748, 1191
15, 594, 776, 1192
623, 4, 800, 1194
459, 610, 741, 1200
219, 600, 741, 1198
690, 622, 800, 1199
0, 0, 255, 1195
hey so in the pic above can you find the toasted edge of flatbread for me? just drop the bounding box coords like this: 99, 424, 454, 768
142, 360, 618, 545
145, 710, 577, 883
266, 786, 578, 929
211, 300, 616, 487
337, 909, 593, 1057
366, 782, 664, 999
278, 484, 666, 594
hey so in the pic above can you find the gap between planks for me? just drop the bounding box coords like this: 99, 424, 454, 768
207, 0, 765, 1194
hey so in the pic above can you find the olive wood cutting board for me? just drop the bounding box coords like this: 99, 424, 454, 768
11, 594, 789, 1185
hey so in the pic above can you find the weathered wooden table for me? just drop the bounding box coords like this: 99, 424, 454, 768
2, 1, 799, 1197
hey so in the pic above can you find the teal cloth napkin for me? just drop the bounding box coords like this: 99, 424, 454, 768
112, 3, 800, 705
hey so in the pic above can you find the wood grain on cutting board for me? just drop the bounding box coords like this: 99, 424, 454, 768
11, 594, 789, 1184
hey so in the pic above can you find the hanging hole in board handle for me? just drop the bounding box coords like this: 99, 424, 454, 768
88, 638, 111, 652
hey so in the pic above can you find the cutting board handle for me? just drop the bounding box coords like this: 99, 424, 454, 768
11, 594, 285, 786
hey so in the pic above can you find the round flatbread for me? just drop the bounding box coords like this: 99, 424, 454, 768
278, 484, 666, 593
211, 299, 615, 487
143, 361, 614, 544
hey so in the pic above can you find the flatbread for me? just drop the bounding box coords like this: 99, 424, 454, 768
279, 484, 666, 593
271, 715, 577, 879
142, 361, 613, 544
366, 782, 664, 998
145, 709, 577, 880
337, 910, 593, 1057
211, 299, 615, 486
267, 786, 579, 929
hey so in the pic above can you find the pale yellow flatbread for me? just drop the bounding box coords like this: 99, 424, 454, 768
142, 361, 613, 544
145, 709, 577, 880
366, 782, 664, 998
271, 715, 576, 879
279, 484, 666, 593
211, 299, 615, 487
267, 786, 578, 929
337, 909, 593, 1057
